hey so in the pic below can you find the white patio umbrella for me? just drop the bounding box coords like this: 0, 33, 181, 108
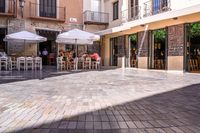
4, 30, 47, 55
56, 29, 100, 70
56, 28, 100, 44
56, 28, 100, 57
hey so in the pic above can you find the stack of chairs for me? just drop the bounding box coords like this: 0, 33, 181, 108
189, 59, 199, 72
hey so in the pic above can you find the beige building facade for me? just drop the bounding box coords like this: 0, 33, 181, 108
92, 0, 200, 73
0, 0, 200, 72
0, 0, 83, 58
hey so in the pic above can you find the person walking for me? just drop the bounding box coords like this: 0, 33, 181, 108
42, 48, 48, 65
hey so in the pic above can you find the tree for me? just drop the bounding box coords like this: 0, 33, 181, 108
190, 23, 200, 37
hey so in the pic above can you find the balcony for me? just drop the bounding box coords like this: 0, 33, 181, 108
121, 5, 141, 23
143, 0, 171, 17
29, 2, 66, 22
0, 0, 15, 16
83, 10, 109, 25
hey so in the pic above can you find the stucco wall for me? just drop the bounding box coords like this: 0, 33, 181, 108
168, 56, 184, 71
138, 57, 148, 69
104, 0, 129, 28
22, 0, 83, 25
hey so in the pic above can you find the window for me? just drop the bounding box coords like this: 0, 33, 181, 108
130, 0, 139, 18
0, 0, 5, 13
113, 1, 119, 20
92, 0, 101, 12
153, 0, 168, 14
91, 0, 101, 22
39, 0, 57, 18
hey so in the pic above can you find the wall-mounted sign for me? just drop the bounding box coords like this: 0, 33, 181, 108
69, 18, 77, 23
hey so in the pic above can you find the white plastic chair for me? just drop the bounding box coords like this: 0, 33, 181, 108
17, 57, 26, 71
26, 57, 34, 70
93, 57, 101, 70
0, 57, 8, 71
8, 57, 17, 70
34, 57, 42, 70
83, 57, 91, 69
57, 57, 65, 70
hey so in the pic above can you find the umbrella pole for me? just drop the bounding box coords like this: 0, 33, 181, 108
24, 40, 25, 56
75, 39, 78, 70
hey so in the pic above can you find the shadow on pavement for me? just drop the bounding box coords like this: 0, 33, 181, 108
10, 83, 200, 133
0, 66, 117, 85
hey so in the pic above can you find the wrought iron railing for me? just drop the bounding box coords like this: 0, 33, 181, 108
0, 0, 15, 16
121, 5, 141, 23
143, 0, 171, 17
130, 5, 141, 20
83, 10, 109, 24
30, 2, 66, 21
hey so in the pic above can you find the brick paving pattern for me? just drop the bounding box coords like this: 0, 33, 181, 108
0, 68, 200, 133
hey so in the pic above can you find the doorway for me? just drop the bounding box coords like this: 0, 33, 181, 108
36, 29, 59, 66
0, 0, 5, 13
149, 28, 167, 70
129, 34, 138, 68
185, 22, 200, 73
110, 37, 118, 66
0, 28, 7, 53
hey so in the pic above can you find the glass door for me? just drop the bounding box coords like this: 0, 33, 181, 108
130, 0, 139, 19
149, 28, 167, 70
153, 0, 160, 14
185, 22, 200, 73
110, 38, 118, 66
40, 0, 56, 18
91, 0, 101, 22
129, 34, 138, 68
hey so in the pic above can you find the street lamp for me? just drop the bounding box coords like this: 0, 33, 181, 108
19, 0, 25, 18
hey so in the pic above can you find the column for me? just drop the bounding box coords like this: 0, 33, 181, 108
168, 24, 184, 71
137, 31, 149, 69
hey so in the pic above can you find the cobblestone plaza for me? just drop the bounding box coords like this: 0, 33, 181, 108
0, 68, 199, 133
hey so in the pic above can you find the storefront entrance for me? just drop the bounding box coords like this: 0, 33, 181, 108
129, 34, 138, 68
149, 29, 167, 70
36, 29, 59, 65
185, 22, 200, 73
0, 28, 7, 53
110, 37, 118, 66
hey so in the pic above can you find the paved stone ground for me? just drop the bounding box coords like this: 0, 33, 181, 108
0, 68, 200, 133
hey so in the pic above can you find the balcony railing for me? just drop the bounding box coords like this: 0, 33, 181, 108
30, 2, 66, 22
129, 5, 141, 21
0, 0, 15, 16
143, 0, 171, 17
121, 5, 141, 23
83, 10, 109, 25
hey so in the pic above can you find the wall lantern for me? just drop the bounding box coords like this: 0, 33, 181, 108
172, 17, 178, 20
19, 0, 26, 18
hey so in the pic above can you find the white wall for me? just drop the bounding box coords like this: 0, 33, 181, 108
104, 0, 200, 29
104, 0, 129, 28
171, 0, 200, 10
83, 0, 92, 11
